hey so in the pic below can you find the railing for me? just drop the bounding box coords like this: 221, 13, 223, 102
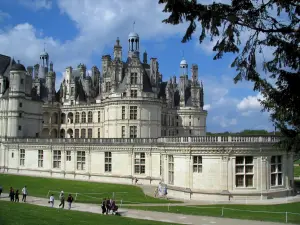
159, 136, 280, 143
3, 136, 280, 144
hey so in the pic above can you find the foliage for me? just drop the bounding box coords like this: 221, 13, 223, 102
206, 129, 280, 136
127, 202, 300, 224
0, 201, 173, 225
158, 0, 300, 152
0, 174, 177, 204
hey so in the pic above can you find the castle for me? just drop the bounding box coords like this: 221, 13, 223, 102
0, 31, 294, 200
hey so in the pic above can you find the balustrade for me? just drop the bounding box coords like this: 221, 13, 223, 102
5, 136, 280, 144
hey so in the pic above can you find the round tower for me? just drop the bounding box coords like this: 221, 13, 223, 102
7, 63, 27, 137
128, 32, 140, 58
180, 58, 188, 76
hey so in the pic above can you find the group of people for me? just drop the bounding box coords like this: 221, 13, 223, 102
48, 191, 74, 210
8, 186, 28, 202
101, 198, 119, 215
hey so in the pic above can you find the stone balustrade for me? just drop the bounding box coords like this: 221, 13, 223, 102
3, 136, 280, 144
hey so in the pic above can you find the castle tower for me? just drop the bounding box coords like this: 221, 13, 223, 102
114, 37, 122, 60
143, 51, 148, 64
128, 24, 140, 58
7, 63, 27, 137
179, 58, 188, 107
39, 47, 49, 78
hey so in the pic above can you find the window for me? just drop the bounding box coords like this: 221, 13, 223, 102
130, 106, 137, 120
88, 111, 93, 123
20, 79, 24, 84
98, 111, 101, 123
134, 152, 145, 174
130, 126, 137, 138
53, 150, 61, 168
122, 106, 126, 120
189, 122, 191, 126
81, 129, 86, 138
121, 126, 125, 138
235, 156, 254, 187
71, 87, 74, 95
168, 155, 174, 185
38, 150, 43, 168
19, 102, 22, 107
88, 128, 93, 138
106, 82, 111, 91
160, 154, 163, 175
81, 112, 86, 123
77, 151, 86, 170
98, 128, 100, 138
75, 129, 79, 138
71, 100, 74, 105
105, 152, 112, 172
271, 155, 283, 186
66, 151, 71, 161
19, 149, 25, 166
130, 72, 138, 84
75, 112, 80, 123
18, 126, 22, 131
193, 156, 202, 173
131, 90, 137, 98
19, 113, 22, 118
12, 152, 14, 158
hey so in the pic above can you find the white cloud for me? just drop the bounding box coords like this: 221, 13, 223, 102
212, 116, 237, 128
203, 104, 211, 111
19, 0, 52, 11
0, 10, 11, 22
237, 93, 263, 111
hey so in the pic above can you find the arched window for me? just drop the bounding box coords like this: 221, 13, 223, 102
75, 112, 80, 123
88, 111, 93, 123
81, 112, 86, 123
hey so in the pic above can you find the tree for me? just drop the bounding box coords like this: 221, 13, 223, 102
159, 0, 300, 152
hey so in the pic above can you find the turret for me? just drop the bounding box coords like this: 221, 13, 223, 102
143, 51, 148, 64
113, 37, 122, 60
34, 64, 39, 78
128, 31, 140, 58
101, 55, 111, 78
50, 61, 53, 72
27, 66, 33, 77
191, 64, 198, 84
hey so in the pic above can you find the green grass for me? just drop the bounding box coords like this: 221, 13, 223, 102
294, 160, 300, 164
0, 201, 178, 225
125, 203, 300, 224
0, 174, 178, 204
295, 166, 300, 177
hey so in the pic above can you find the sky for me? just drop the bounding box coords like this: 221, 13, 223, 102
0, 0, 275, 133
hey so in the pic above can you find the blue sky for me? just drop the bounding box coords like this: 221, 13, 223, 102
0, 0, 274, 133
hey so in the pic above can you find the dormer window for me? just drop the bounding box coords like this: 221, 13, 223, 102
130, 90, 137, 98
20, 79, 24, 85
130, 73, 137, 85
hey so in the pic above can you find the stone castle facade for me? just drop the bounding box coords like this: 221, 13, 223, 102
0, 31, 294, 200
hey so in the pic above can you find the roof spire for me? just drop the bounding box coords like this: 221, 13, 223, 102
182, 50, 185, 59
44, 42, 46, 52
133, 21, 135, 32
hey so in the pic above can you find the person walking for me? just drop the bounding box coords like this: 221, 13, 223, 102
101, 198, 107, 214
67, 194, 73, 210
21, 186, 28, 202
0, 185, 3, 197
9, 187, 14, 202
48, 194, 54, 208
59, 191, 65, 209
15, 190, 19, 202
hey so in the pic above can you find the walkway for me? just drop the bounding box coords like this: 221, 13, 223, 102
0, 194, 296, 225
138, 184, 300, 206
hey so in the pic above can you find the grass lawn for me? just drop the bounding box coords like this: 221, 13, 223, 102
295, 166, 300, 177
125, 203, 300, 224
0, 174, 178, 204
0, 201, 177, 225
294, 160, 300, 164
